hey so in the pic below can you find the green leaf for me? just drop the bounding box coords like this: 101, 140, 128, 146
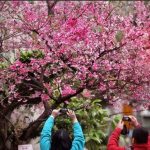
0, 62, 8, 69
28, 0, 34, 4
53, 90, 60, 98
92, 99, 101, 105
115, 30, 124, 42
93, 25, 102, 33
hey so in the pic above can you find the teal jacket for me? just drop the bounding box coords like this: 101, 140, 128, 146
40, 116, 85, 150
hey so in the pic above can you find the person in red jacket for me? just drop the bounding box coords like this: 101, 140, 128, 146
107, 116, 150, 150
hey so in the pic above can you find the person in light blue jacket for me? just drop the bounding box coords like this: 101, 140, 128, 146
40, 109, 85, 150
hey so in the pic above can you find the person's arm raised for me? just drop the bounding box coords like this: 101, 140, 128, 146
40, 109, 60, 150
67, 110, 85, 150
107, 120, 125, 150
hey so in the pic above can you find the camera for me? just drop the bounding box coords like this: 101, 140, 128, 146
122, 116, 131, 122
121, 125, 129, 135
60, 108, 68, 114
121, 116, 131, 135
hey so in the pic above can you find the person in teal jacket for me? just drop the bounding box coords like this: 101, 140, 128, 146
40, 109, 85, 150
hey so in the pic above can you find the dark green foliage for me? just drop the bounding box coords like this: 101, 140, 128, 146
0, 62, 8, 69
19, 50, 45, 63
52, 97, 109, 149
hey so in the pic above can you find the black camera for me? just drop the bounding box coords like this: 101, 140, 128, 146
122, 116, 131, 122
60, 108, 68, 114
121, 125, 129, 135
121, 116, 131, 135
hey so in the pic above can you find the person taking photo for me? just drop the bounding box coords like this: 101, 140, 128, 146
107, 116, 150, 150
40, 109, 85, 150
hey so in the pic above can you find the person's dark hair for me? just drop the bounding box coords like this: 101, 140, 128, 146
51, 129, 72, 150
132, 127, 149, 144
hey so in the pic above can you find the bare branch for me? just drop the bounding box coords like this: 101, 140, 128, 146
57, 87, 84, 104
46, 0, 58, 15
97, 43, 126, 59
0, 36, 3, 52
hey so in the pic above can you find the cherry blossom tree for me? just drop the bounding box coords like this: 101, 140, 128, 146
0, 1, 149, 149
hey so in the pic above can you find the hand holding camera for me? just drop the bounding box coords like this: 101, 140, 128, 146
59, 108, 68, 114
128, 115, 139, 127
51, 108, 77, 123
51, 109, 61, 118
67, 109, 77, 123
122, 116, 131, 122
51, 108, 69, 117
120, 116, 131, 135
120, 115, 139, 135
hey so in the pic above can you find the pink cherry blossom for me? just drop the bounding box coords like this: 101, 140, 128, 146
62, 85, 76, 97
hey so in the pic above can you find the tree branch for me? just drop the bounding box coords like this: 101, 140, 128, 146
46, 0, 58, 15
57, 87, 84, 104
97, 43, 126, 59
19, 101, 57, 141
19, 87, 84, 141
3, 97, 41, 116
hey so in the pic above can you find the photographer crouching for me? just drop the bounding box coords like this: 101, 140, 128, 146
40, 109, 85, 150
107, 116, 150, 150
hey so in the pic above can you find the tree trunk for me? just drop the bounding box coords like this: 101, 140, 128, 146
0, 118, 10, 150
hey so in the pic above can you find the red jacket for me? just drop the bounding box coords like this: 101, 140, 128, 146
107, 128, 150, 150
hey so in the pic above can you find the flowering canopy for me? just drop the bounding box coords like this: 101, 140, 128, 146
0, 1, 150, 143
